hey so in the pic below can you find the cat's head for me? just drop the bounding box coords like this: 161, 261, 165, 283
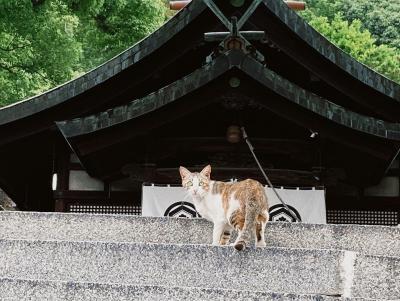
179, 165, 211, 198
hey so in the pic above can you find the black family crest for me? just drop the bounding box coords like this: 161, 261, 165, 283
164, 201, 200, 218
269, 204, 301, 222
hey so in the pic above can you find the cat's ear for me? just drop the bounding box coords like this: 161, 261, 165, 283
179, 166, 191, 180
200, 164, 211, 179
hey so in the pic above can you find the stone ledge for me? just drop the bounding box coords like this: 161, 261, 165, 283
353, 254, 400, 299
0, 239, 344, 296
0, 278, 343, 301
0, 211, 398, 257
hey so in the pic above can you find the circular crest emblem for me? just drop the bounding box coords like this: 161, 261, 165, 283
164, 201, 200, 218
269, 204, 301, 222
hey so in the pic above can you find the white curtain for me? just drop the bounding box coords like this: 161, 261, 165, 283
142, 184, 326, 223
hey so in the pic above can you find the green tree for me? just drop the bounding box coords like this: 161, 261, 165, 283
0, 0, 167, 107
303, 0, 400, 49
301, 0, 339, 21
0, 0, 82, 106
340, 0, 400, 49
67, 0, 167, 70
1, 0, 398, 107
302, 11, 400, 83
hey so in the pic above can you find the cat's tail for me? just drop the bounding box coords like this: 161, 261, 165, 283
234, 200, 258, 251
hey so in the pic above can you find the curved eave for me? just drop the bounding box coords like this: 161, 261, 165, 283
262, 0, 400, 100
57, 50, 400, 142
2, 0, 399, 129
0, 0, 207, 126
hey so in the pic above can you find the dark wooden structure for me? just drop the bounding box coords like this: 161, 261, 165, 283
0, 0, 399, 225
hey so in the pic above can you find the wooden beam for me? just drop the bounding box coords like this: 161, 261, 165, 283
144, 137, 314, 165
54, 199, 66, 212
121, 162, 321, 186
204, 31, 265, 42
155, 166, 320, 186
151, 137, 312, 154
53, 190, 135, 201
284, 1, 306, 11
170, 0, 190, 10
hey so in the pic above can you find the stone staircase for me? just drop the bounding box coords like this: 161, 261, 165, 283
0, 211, 398, 300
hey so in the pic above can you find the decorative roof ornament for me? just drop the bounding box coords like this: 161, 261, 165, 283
202, 0, 266, 63
170, 0, 306, 63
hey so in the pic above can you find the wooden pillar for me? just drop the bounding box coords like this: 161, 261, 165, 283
54, 140, 70, 212
54, 199, 66, 212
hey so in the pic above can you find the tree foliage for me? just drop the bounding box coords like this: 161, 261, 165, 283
339, 0, 400, 49
303, 0, 400, 49
0, 0, 398, 107
68, 0, 166, 69
0, 0, 82, 105
0, 0, 167, 107
302, 1, 400, 83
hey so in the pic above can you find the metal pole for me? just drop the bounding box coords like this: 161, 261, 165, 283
241, 127, 301, 222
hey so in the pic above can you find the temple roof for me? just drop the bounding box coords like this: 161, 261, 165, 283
55, 50, 400, 184
0, 0, 400, 200
57, 50, 400, 140
0, 0, 399, 132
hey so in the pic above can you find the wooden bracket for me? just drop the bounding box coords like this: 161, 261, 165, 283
202, 0, 265, 62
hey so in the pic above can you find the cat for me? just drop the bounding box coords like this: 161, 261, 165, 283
179, 164, 269, 251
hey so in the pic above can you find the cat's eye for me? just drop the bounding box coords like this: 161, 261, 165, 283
199, 181, 205, 186
186, 181, 193, 187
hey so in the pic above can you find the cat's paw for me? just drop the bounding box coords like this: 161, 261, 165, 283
234, 241, 246, 251
256, 241, 267, 247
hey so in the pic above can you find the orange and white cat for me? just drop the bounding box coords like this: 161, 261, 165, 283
179, 165, 269, 251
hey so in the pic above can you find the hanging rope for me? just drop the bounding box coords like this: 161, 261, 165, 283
241, 127, 301, 222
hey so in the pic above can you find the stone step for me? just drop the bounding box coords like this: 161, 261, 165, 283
0, 238, 397, 299
0, 239, 349, 296
0, 238, 398, 299
0, 278, 344, 301
0, 211, 399, 256
352, 253, 400, 300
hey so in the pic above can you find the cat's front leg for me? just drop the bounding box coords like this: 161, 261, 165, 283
212, 221, 226, 246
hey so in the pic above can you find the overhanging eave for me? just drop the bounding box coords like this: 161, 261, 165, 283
0, 0, 209, 126
255, 0, 400, 121
56, 50, 400, 183
57, 50, 400, 142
